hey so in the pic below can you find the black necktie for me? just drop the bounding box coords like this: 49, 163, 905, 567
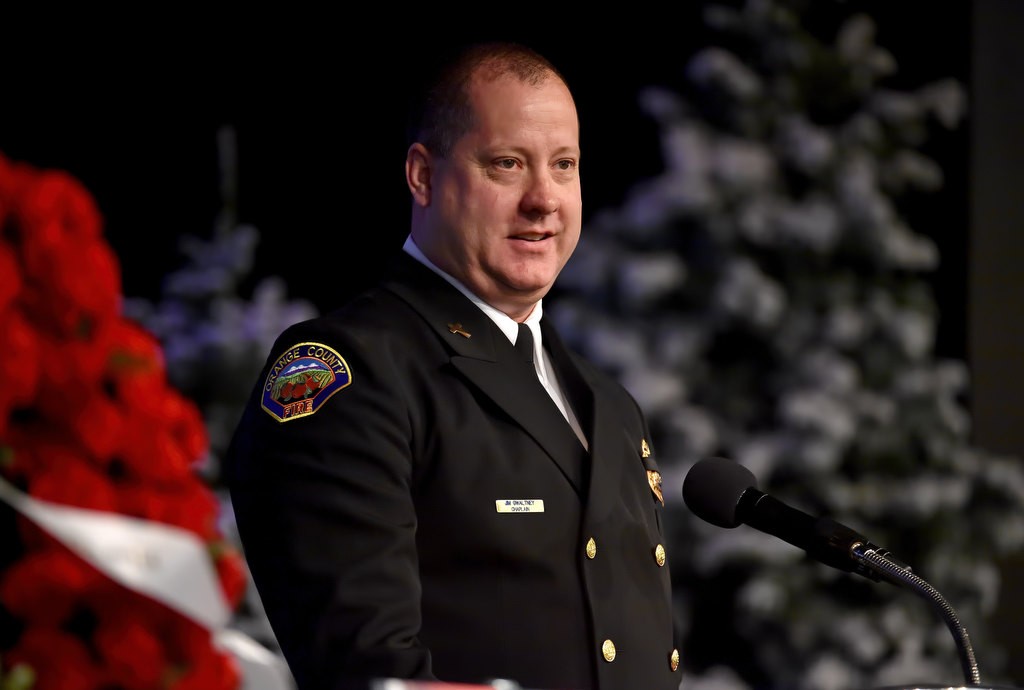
515, 322, 535, 364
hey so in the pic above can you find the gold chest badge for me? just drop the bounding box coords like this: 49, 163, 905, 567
642, 438, 663, 505
647, 469, 664, 505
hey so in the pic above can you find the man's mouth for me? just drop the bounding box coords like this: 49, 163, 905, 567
512, 232, 551, 242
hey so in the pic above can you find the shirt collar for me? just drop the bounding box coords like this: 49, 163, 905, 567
403, 235, 543, 345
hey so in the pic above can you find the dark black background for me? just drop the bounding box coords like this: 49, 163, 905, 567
1, 4, 970, 355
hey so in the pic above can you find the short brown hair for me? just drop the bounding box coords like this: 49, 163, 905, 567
408, 41, 572, 157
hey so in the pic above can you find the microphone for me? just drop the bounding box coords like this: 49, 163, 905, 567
683, 457, 987, 685
681, 456, 910, 583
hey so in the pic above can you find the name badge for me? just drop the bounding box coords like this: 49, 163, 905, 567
495, 499, 545, 513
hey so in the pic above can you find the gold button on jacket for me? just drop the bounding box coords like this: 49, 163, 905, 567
602, 639, 616, 662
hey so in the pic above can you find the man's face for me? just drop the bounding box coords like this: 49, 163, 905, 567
415, 71, 582, 319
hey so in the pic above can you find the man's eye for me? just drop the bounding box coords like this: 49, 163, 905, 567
496, 158, 517, 169
556, 160, 576, 171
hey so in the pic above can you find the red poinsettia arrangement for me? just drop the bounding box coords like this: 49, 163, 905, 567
0, 151, 248, 690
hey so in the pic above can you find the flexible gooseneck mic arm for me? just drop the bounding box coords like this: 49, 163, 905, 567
851, 543, 980, 686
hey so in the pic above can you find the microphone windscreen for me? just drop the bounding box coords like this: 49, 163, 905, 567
682, 457, 758, 528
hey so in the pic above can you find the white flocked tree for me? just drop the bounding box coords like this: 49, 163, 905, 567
548, 1, 1024, 688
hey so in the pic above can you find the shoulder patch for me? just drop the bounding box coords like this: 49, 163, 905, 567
260, 342, 352, 422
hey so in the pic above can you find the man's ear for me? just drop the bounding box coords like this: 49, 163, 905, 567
406, 143, 432, 207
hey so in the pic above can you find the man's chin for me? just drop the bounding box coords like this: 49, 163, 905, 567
509, 274, 556, 299
474, 279, 551, 314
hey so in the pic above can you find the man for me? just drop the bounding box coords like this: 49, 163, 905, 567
225, 41, 680, 690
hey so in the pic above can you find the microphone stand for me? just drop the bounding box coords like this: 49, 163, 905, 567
852, 543, 981, 686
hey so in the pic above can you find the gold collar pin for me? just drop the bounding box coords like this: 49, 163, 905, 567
447, 323, 472, 338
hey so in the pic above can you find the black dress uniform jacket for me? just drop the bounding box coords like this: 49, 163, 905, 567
225, 252, 680, 690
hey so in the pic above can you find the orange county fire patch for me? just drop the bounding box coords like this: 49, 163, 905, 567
260, 342, 352, 422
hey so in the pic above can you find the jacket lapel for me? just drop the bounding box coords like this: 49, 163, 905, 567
382, 254, 589, 495
451, 356, 588, 495
542, 322, 625, 521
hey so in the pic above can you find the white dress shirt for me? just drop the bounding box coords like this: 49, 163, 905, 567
403, 235, 588, 449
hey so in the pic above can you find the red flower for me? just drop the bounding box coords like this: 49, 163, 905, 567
8, 166, 118, 340
116, 386, 208, 484
118, 477, 220, 540
165, 618, 241, 690
18, 446, 119, 513
0, 150, 243, 690
0, 153, 37, 222
19, 237, 121, 339
0, 545, 104, 625
12, 166, 103, 246
12, 168, 105, 291
64, 389, 125, 465
0, 243, 22, 312
2, 625, 106, 690
116, 419, 198, 485
106, 318, 167, 381
31, 321, 114, 414
212, 542, 249, 609
93, 607, 168, 688
0, 307, 41, 432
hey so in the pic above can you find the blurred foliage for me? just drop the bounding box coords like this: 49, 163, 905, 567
549, 1, 1020, 688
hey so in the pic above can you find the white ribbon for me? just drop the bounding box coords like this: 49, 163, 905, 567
0, 476, 294, 689
215, 628, 296, 690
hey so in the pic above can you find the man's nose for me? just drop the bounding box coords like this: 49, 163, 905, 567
520, 173, 559, 215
